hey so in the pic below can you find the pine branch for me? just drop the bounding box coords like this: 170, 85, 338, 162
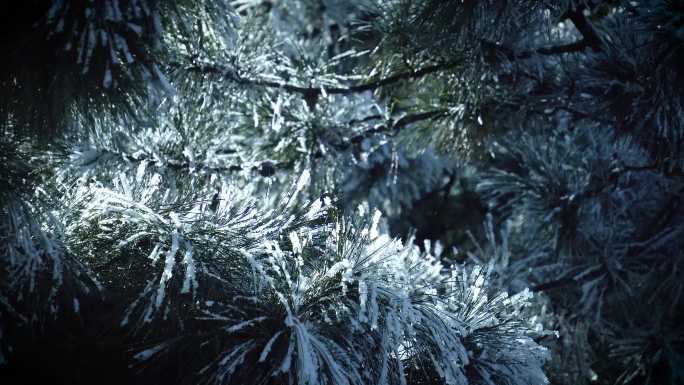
332, 60, 464, 94
178, 59, 464, 101
562, 5, 604, 51
347, 109, 449, 145
482, 3, 604, 62
74, 146, 290, 176
393, 109, 450, 128
517, 39, 591, 58
483, 39, 591, 61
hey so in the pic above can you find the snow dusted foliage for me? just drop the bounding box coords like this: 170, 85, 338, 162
376, 0, 551, 59
7, 1, 684, 384
44, 0, 165, 90
42, 0, 235, 94
0, 186, 100, 365
342, 138, 451, 217
61, 166, 320, 335
477, 124, 684, 382
478, 126, 672, 306
132, 213, 549, 385
571, 7, 684, 164
479, 125, 653, 254
1, 0, 236, 137
0, 139, 100, 364
58, 95, 244, 187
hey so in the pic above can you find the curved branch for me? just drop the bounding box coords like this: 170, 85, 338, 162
483, 39, 591, 61
179, 58, 464, 100
347, 109, 449, 145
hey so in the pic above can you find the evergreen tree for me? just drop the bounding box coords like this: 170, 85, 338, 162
1, 1, 682, 385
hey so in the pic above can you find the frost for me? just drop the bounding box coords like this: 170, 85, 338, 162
259, 331, 284, 362
134, 341, 171, 362
103, 67, 112, 88
180, 241, 197, 294
154, 231, 179, 311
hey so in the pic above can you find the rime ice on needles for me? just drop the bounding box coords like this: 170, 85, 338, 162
190, 211, 550, 385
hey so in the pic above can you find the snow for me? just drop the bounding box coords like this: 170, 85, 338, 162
259, 331, 284, 362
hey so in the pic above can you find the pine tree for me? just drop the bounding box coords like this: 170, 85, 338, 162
1, 1, 683, 385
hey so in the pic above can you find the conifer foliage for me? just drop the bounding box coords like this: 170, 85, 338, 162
1, 1, 683, 385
